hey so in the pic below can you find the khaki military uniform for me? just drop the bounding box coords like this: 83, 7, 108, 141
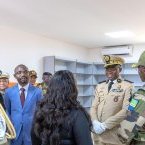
37, 82, 48, 95
90, 78, 133, 145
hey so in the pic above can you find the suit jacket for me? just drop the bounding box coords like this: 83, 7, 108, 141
4, 84, 43, 145
90, 78, 133, 145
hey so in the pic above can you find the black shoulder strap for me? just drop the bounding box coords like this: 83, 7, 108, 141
98, 80, 106, 84
124, 79, 133, 83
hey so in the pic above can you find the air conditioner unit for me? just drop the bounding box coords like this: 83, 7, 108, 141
101, 45, 133, 56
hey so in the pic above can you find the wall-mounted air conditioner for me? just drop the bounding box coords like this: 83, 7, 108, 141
101, 45, 133, 56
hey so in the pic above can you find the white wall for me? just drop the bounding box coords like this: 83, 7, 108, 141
0, 26, 89, 81
88, 47, 102, 62
88, 44, 145, 63
2, 25, 145, 82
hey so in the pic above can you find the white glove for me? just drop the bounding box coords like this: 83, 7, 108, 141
92, 120, 107, 134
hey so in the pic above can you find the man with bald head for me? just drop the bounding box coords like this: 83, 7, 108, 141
4, 64, 43, 145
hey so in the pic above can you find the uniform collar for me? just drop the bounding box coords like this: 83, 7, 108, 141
106, 76, 122, 84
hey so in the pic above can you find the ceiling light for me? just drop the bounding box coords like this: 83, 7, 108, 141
105, 31, 135, 38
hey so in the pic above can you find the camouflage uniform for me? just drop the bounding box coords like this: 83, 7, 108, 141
118, 88, 145, 145
118, 51, 145, 145
37, 82, 48, 95
130, 140, 145, 145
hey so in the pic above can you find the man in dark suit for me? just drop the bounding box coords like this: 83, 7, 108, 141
4, 64, 43, 145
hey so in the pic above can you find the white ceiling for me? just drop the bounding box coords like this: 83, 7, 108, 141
0, 0, 145, 48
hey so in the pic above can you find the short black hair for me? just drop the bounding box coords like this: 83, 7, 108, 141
43, 72, 52, 76
14, 64, 28, 73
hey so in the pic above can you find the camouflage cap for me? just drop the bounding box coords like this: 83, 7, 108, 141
0, 71, 9, 79
103, 55, 125, 68
29, 70, 37, 78
132, 51, 145, 68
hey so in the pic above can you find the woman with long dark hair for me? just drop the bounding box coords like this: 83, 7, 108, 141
31, 70, 93, 145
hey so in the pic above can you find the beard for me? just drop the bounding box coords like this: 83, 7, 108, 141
18, 77, 29, 86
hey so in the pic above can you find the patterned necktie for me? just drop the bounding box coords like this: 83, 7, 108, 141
20, 88, 25, 107
108, 81, 114, 92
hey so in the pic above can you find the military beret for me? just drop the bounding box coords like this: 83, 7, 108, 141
0, 71, 9, 79
103, 55, 125, 68
132, 51, 145, 68
29, 70, 37, 78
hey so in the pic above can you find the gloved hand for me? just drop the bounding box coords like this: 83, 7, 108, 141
92, 120, 107, 134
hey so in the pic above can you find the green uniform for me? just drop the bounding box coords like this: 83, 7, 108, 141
37, 82, 48, 95
118, 88, 145, 144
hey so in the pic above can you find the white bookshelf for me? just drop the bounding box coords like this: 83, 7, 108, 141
76, 62, 93, 74
93, 75, 106, 85
77, 85, 94, 96
93, 63, 105, 75
43, 56, 94, 109
76, 74, 93, 85
43, 56, 76, 74
93, 63, 106, 86
122, 62, 142, 88
123, 63, 138, 74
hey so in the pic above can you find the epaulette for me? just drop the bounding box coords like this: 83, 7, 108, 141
98, 80, 106, 84
117, 78, 122, 83
124, 79, 133, 83
135, 88, 145, 95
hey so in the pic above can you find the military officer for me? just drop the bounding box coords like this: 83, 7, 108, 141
118, 51, 145, 145
0, 71, 9, 109
0, 71, 9, 95
0, 103, 16, 145
90, 55, 133, 145
37, 72, 52, 95
0, 71, 16, 145
29, 70, 38, 86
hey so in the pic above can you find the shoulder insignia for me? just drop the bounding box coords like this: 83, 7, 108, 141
98, 80, 106, 84
117, 78, 122, 83
124, 79, 133, 83
135, 89, 145, 96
